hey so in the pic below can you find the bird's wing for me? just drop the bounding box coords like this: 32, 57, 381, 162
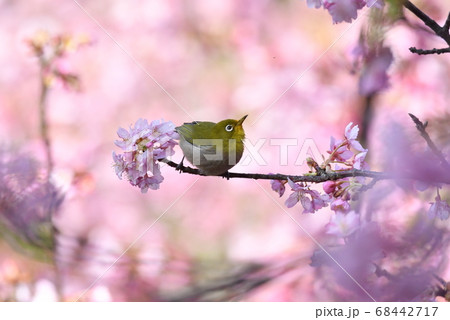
175, 121, 215, 144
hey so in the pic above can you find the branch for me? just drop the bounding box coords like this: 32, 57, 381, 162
157, 113, 450, 187
161, 158, 388, 181
404, 1, 450, 54
38, 71, 53, 178
409, 46, 450, 55
444, 12, 450, 34
408, 113, 450, 170
165, 256, 305, 301
167, 264, 270, 301
404, 1, 447, 42
160, 159, 450, 185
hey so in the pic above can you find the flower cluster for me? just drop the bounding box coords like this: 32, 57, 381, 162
26, 30, 91, 91
113, 119, 178, 193
285, 178, 329, 213
326, 122, 368, 168
271, 123, 367, 237
311, 219, 446, 301
321, 123, 370, 236
304, 0, 384, 24
0, 150, 63, 255
428, 191, 450, 221
326, 210, 360, 238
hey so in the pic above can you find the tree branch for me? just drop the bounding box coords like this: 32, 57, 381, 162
408, 113, 450, 170
443, 12, 450, 33
404, 1, 450, 54
160, 159, 450, 185
165, 256, 305, 301
409, 47, 450, 55
159, 113, 450, 186
39, 69, 53, 178
161, 158, 388, 181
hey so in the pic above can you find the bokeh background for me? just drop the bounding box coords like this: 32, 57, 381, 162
1, 0, 449, 301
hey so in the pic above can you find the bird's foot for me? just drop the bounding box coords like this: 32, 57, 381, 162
222, 171, 231, 180
176, 157, 185, 173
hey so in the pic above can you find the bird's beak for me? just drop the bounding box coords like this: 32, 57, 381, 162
237, 115, 248, 126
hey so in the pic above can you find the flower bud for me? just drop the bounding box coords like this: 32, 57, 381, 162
323, 181, 336, 194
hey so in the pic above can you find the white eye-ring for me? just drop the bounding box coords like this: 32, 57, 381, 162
225, 124, 234, 132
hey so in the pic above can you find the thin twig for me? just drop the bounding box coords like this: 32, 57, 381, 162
408, 113, 450, 170
409, 47, 450, 55
166, 256, 305, 301
38, 61, 61, 300
38, 70, 53, 178
161, 158, 387, 181
404, 1, 450, 45
404, 1, 450, 54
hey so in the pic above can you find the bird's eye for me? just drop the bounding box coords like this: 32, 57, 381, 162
225, 124, 234, 132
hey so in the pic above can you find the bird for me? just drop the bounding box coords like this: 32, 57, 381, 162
176, 115, 247, 175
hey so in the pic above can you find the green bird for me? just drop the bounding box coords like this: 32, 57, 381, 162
176, 115, 248, 175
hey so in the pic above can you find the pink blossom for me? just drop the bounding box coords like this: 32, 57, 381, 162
326, 211, 360, 237
285, 179, 304, 208
345, 121, 359, 140
352, 150, 368, 170
323, 123, 370, 210
328, 136, 353, 161
306, 0, 323, 8
330, 198, 351, 214
328, 123, 366, 163
26, 31, 90, 92
270, 178, 286, 197
323, 0, 366, 24
0, 150, 63, 250
304, 0, 384, 24
428, 194, 450, 221
381, 122, 450, 189
113, 119, 178, 192
285, 192, 300, 208
285, 179, 328, 213
344, 122, 366, 152
302, 190, 329, 213
323, 181, 337, 194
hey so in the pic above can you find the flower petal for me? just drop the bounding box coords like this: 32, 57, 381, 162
285, 192, 300, 208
